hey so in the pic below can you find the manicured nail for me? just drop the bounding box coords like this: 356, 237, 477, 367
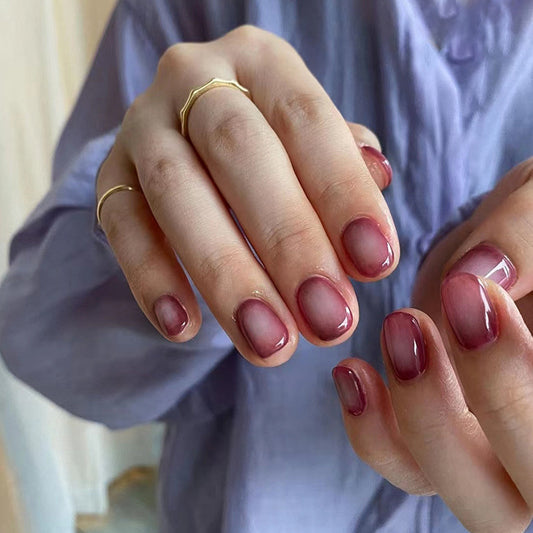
383, 312, 427, 380
332, 366, 366, 415
297, 275, 352, 341
360, 144, 393, 188
153, 295, 188, 336
441, 273, 499, 350
236, 299, 288, 358
342, 217, 394, 277
447, 243, 517, 291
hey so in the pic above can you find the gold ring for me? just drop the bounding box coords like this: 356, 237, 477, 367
96, 184, 141, 226
179, 78, 251, 138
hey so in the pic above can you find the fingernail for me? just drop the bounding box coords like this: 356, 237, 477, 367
153, 295, 189, 336
342, 217, 394, 277
332, 366, 366, 415
360, 144, 393, 188
297, 275, 353, 341
236, 299, 288, 358
441, 273, 499, 350
447, 243, 517, 291
383, 312, 427, 380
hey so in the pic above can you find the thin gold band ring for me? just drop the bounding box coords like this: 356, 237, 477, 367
179, 77, 251, 138
96, 184, 141, 226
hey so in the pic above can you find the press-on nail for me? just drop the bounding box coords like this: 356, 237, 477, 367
447, 243, 517, 291
342, 217, 394, 277
332, 366, 367, 415
441, 273, 499, 350
383, 312, 427, 380
360, 145, 393, 188
297, 276, 352, 341
154, 295, 188, 337
236, 299, 288, 358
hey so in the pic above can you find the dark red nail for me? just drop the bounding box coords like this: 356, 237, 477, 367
441, 273, 499, 350
236, 299, 288, 358
297, 276, 352, 341
153, 295, 188, 337
383, 312, 427, 380
342, 217, 394, 278
447, 243, 517, 291
332, 366, 367, 415
360, 144, 393, 188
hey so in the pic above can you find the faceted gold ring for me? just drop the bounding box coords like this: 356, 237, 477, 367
179, 78, 251, 139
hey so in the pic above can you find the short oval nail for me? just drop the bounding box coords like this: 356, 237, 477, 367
332, 366, 366, 415
342, 217, 394, 278
236, 298, 288, 358
297, 275, 352, 341
447, 243, 517, 291
154, 294, 189, 337
383, 312, 427, 380
441, 273, 499, 350
360, 144, 393, 188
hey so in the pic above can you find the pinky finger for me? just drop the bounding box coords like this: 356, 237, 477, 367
332, 358, 434, 495
96, 149, 201, 341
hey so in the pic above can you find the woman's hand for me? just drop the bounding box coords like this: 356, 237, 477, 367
333, 159, 533, 532
96, 25, 398, 366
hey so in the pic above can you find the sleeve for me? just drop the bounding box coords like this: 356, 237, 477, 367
0, 0, 236, 430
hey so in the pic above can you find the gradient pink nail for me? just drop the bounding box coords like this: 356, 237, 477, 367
342, 217, 394, 277
383, 312, 427, 380
153, 295, 188, 336
236, 299, 288, 358
448, 243, 517, 290
441, 273, 499, 350
360, 144, 393, 188
332, 366, 366, 415
297, 275, 352, 341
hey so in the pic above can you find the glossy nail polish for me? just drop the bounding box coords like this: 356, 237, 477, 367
297, 275, 352, 341
153, 295, 189, 336
383, 312, 427, 380
332, 366, 366, 415
447, 243, 517, 290
441, 273, 499, 350
342, 217, 394, 277
236, 299, 288, 358
360, 144, 393, 188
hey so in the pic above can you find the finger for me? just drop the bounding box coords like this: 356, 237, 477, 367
444, 166, 533, 300
346, 121, 393, 191
381, 308, 530, 532
96, 148, 201, 342
157, 47, 358, 345
332, 358, 434, 496
442, 273, 533, 512
119, 108, 299, 365
226, 26, 399, 281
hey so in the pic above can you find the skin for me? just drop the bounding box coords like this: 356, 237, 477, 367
337, 159, 533, 532
96, 25, 398, 366
95, 24, 533, 530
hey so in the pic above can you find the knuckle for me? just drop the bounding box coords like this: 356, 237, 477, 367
158, 43, 196, 75
196, 245, 245, 285
477, 382, 533, 434
140, 156, 178, 199
204, 112, 266, 158
263, 217, 322, 264
317, 174, 358, 206
227, 24, 268, 47
271, 92, 332, 137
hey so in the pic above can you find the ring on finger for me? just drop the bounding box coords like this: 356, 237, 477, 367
179, 78, 251, 138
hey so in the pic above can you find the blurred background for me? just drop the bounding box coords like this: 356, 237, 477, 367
0, 2, 163, 531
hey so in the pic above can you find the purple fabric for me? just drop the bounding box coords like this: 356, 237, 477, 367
2, 0, 533, 531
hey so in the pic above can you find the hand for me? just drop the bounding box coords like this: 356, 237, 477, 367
333, 159, 533, 532
96, 25, 399, 366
